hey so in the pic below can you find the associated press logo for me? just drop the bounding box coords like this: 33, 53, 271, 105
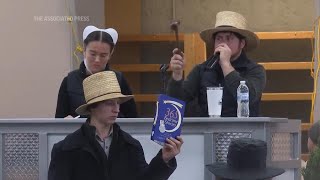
34, 16, 90, 22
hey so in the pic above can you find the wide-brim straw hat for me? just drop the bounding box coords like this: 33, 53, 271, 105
75, 71, 133, 115
200, 11, 259, 51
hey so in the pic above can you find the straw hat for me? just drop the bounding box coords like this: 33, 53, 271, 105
200, 11, 259, 51
75, 71, 133, 115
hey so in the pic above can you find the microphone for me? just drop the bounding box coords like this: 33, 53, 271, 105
160, 64, 169, 72
206, 52, 220, 69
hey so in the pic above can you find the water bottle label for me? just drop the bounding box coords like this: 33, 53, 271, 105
240, 93, 249, 101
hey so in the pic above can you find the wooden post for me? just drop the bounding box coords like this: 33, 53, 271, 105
105, 0, 142, 114
183, 33, 206, 77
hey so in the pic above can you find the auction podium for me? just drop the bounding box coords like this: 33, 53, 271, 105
0, 117, 300, 180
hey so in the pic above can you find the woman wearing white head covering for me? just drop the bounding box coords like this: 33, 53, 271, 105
55, 26, 137, 118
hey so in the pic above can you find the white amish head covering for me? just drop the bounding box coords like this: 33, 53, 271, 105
83, 25, 118, 45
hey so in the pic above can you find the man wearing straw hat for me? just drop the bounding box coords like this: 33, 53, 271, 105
49, 71, 183, 180
167, 11, 266, 117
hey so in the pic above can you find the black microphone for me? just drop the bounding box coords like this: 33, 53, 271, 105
206, 52, 220, 69
160, 64, 169, 72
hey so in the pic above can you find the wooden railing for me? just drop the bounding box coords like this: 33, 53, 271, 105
255, 31, 313, 39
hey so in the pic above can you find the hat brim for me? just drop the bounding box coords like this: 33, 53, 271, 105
75, 93, 133, 115
200, 26, 259, 51
206, 163, 285, 180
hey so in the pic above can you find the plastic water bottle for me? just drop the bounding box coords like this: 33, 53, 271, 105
237, 81, 249, 117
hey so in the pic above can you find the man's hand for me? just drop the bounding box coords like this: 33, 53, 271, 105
170, 48, 185, 81
162, 136, 184, 163
214, 43, 235, 76
214, 43, 232, 67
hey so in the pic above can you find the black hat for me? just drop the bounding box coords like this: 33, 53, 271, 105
206, 138, 285, 180
309, 121, 320, 146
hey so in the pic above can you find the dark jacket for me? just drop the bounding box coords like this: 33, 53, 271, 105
167, 52, 266, 117
48, 122, 176, 180
55, 62, 138, 118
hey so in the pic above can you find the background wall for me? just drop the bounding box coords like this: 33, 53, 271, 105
142, 0, 315, 33
0, 0, 104, 118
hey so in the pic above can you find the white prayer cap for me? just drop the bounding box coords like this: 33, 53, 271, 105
83, 25, 118, 45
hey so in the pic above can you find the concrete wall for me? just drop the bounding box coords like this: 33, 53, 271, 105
75, 0, 105, 35
316, 0, 320, 16
0, 0, 104, 118
142, 0, 315, 34
0, 0, 71, 118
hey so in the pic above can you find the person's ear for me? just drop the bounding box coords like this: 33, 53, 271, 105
240, 39, 246, 49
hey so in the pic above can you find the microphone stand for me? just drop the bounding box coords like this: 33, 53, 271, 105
160, 64, 169, 94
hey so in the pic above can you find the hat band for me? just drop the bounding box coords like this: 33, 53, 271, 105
87, 91, 121, 103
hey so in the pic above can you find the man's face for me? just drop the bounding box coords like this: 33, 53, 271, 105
90, 99, 120, 125
84, 41, 112, 74
213, 32, 245, 61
